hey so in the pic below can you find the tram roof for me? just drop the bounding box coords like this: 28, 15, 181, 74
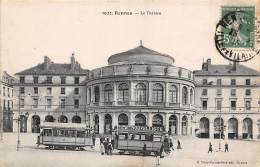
40, 122, 88, 130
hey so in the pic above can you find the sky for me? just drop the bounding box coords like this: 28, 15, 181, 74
1, 0, 259, 76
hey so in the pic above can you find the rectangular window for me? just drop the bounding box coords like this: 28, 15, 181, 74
202, 79, 207, 85
88, 88, 91, 104
230, 89, 236, 96
60, 99, 66, 108
216, 100, 222, 110
20, 76, 25, 84
47, 87, 52, 95
20, 99, 24, 108
46, 76, 52, 84
3, 87, 5, 96
245, 101, 251, 110
33, 76, 38, 84
20, 87, 25, 94
217, 79, 222, 86
7, 88, 10, 97
61, 76, 66, 84
245, 79, 250, 85
74, 77, 79, 84
74, 99, 79, 109
231, 101, 236, 110
74, 88, 79, 95
216, 88, 222, 96
34, 87, 38, 94
61, 88, 65, 94
202, 89, 207, 96
231, 79, 236, 86
33, 98, 38, 108
47, 98, 52, 108
202, 100, 207, 110
245, 89, 251, 96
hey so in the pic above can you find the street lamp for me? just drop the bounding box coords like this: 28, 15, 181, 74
16, 111, 29, 151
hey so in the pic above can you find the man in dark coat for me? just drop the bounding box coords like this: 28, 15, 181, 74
208, 142, 213, 153
225, 142, 229, 152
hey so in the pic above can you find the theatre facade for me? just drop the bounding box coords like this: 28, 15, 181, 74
11, 43, 260, 139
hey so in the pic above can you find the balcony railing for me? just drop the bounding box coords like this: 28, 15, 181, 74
13, 105, 86, 111
198, 107, 260, 113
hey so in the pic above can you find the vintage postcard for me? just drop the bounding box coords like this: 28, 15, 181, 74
0, 0, 259, 167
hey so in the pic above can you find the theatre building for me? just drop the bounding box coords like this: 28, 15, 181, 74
86, 43, 196, 135
194, 59, 260, 139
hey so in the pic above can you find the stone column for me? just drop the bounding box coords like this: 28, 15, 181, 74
27, 115, 32, 133
89, 113, 94, 128
99, 84, 104, 106
113, 82, 117, 106
112, 112, 118, 128
178, 113, 182, 136
179, 84, 182, 107
99, 113, 104, 134
253, 120, 258, 139
209, 120, 214, 139
148, 113, 153, 127
165, 113, 170, 132
165, 82, 169, 107
148, 82, 153, 106
129, 112, 135, 126
224, 118, 228, 139
129, 82, 135, 106
238, 120, 243, 139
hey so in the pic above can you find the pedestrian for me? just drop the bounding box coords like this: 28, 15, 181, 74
155, 152, 160, 166
169, 138, 174, 151
107, 141, 113, 155
143, 143, 147, 156
103, 139, 108, 155
92, 133, 96, 147
100, 142, 105, 155
208, 142, 213, 153
100, 135, 105, 144
159, 144, 165, 158
111, 138, 115, 150
177, 140, 182, 149
225, 142, 229, 152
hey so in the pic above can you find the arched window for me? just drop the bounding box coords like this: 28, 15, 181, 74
135, 114, 146, 126
72, 115, 81, 123
182, 116, 188, 135
104, 84, 113, 102
45, 115, 54, 122
118, 114, 128, 125
152, 114, 163, 127
118, 83, 129, 102
135, 83, 146, 104
58, 115, 68, 123
169, 85, 178, 103
190, 88, 194, 105
182, 86, 188, 105
94, 86, 100, 103
32, 115, 40, 133
152, 83, 163, 103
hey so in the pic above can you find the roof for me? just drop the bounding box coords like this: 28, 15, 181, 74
16, 63, 88, 75
194, 63, 260, 76
108, 44, 175, 66
40, 122, 88, 130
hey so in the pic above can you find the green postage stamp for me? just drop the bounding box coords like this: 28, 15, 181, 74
215, 6, 260, 62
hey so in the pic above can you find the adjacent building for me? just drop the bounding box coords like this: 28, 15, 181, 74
194, 59, 260, 139
10, 43, 260, 139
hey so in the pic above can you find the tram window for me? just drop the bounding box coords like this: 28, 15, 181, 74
140, 135, 146, 141
147, 134, 153, 141
64, 130, 69, 137
134, 134, 140, 140
129, 134, 134, 140
53, 129, 58, 136
43, 129, 52, 136
153, 135, 161, 142
119, 134, 127, 140
68, 130, 76, 137
77, 131, 86, 138
60, 130, 66, 137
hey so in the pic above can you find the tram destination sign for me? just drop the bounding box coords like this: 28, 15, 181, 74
118, 126, 165, 132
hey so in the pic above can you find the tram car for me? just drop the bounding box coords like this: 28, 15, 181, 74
116, 126, 167, 155
37, 122, 93, 150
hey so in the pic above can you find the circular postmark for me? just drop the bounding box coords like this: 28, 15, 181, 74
215, 10, 260, 62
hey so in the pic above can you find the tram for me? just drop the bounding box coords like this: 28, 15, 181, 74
37, 122, 93, 150
116, 126, 167, 155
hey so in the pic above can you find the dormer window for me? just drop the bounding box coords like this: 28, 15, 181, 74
46, 76, 52, 84
20, 76, 25, 84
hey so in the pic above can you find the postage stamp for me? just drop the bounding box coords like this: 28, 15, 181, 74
215, 6, 260, 62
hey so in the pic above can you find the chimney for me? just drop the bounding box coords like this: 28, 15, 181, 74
206, 58, 211, 65
71, 53, 76, 70
43, 56, 51, 70
232, 61, 238, 71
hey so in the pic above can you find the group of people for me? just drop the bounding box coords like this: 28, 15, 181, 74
208, 142, 229, 153
99, 136, 114, 155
